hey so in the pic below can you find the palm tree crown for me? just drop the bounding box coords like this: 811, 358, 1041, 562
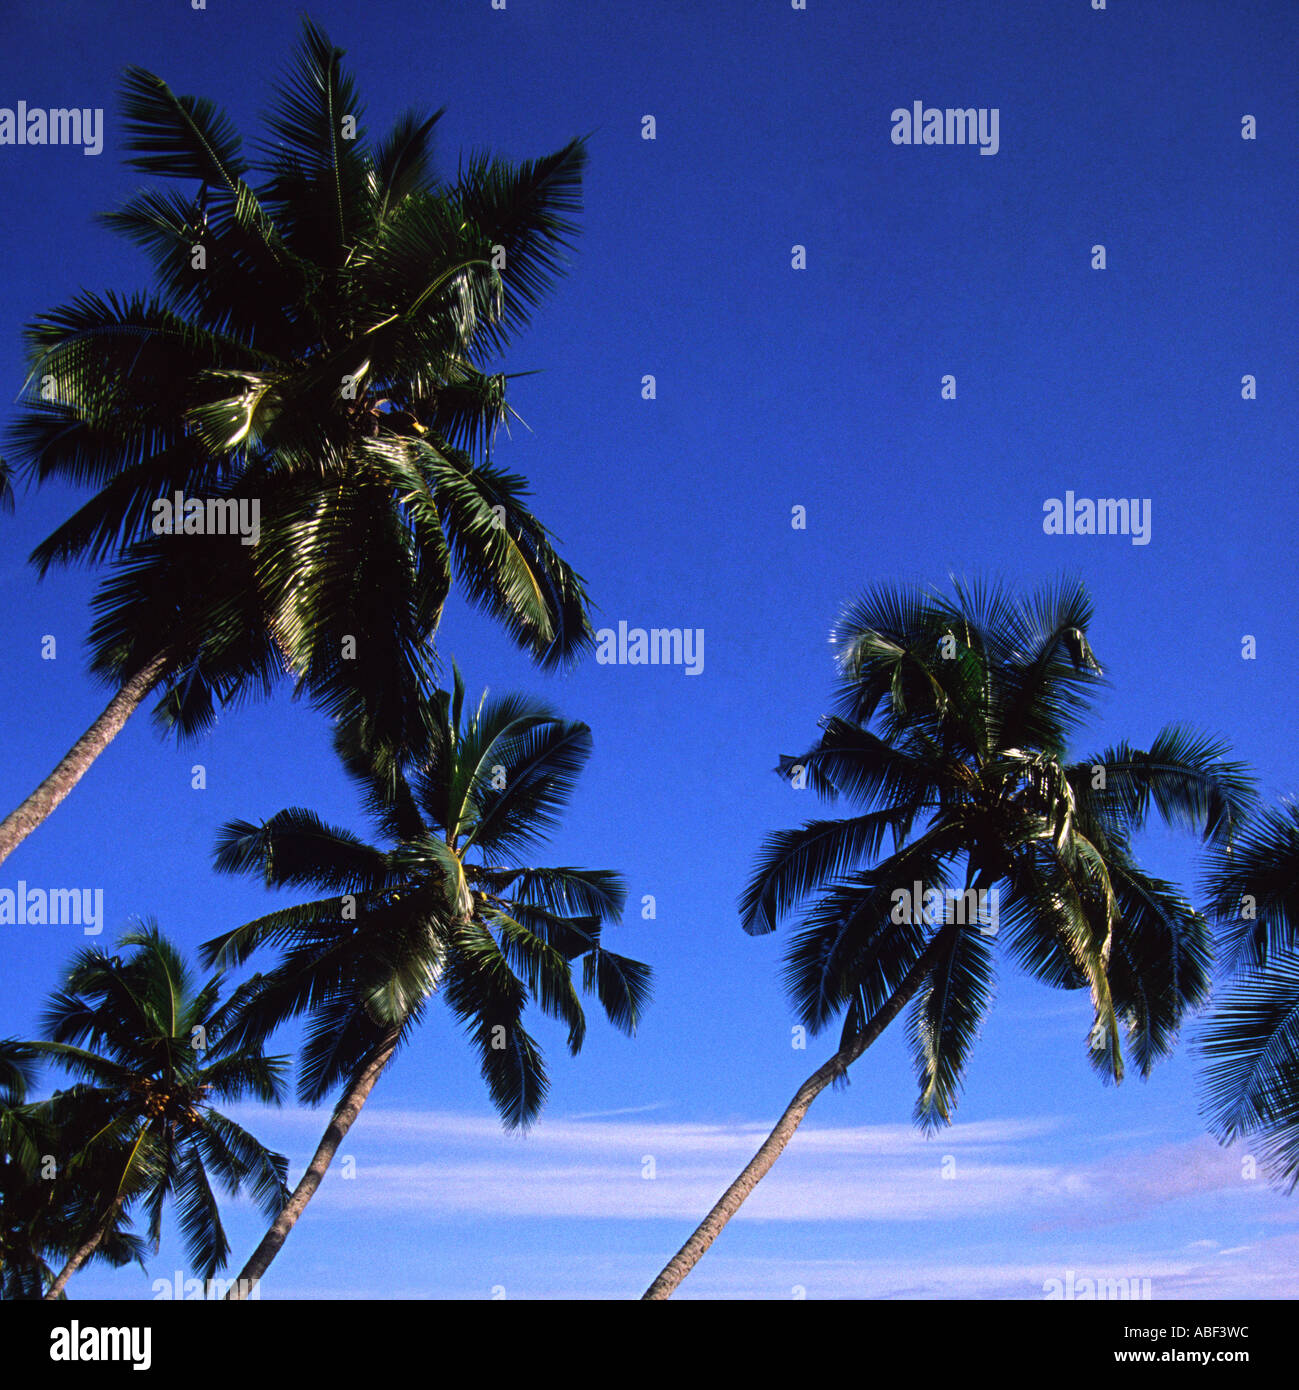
0, 1060, 149, 1300
28, 924, 291, 1289
746, 577, 1254, 1120
205, 667, 651, 1127
0, 18, 594, 865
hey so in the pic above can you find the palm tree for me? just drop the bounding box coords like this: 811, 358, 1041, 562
0, 1040, 74, 1299
642, 577, 1255, 1298
0, 17, 594, 865
2, 1040, 67, 1298
202, 668, 651, 1296
25, 924, 291, 1299
1200, 801, 1299, 1190
0, 1039, 38, 1142
0, 1069, 149, 1300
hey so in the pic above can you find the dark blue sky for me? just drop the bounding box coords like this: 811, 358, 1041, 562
1, 0, 1297, 1298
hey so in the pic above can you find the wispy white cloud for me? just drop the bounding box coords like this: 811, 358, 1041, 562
1037, 1137, 1266, 1231
256, 1233, 1299, 1301
202, 1102, 1299, 1299
232, 1102, 1060, 1154
225, 1104, 1276, 1232
78, 1104, 1299, 1300
559, 1102, 671, 1121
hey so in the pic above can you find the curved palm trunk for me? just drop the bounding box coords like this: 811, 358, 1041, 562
0, 653, 170, 867
225, 1025, 402, 1300
641, 935, 945, 1300
43, 1197, 124, 1301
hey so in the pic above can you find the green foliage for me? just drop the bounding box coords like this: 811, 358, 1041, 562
744, 577, 1253, 1128
1201, 802, 1299, 1190
7, 17, 593, 753
205, 678, 649, 1130
6, 926, 290, 1290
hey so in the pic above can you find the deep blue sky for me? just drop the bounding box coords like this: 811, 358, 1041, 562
1, 0, 1297, 1298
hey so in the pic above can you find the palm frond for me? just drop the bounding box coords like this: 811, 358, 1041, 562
907, 923, 995, 1130
1200, 956, 1299, 1192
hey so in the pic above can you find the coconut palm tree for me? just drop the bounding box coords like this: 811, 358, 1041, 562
642, 577, 1255, 1298
0, 1040, 38, 1132
1, 1039, 70, 1298
0, 1068, 149, 1300
202, 668, 651, 1296
0, 17, 593, 866
0, 1114, 71, 1298
1200, 801, 1299, 1190
0, 1040, 78, 1299
24, 924, 291, 1298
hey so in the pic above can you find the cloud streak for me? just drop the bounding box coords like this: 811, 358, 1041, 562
226, 1104, 1286, 1233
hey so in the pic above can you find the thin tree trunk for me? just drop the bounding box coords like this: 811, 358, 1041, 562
225, 1025, 402, 1300
43, 1197, 123, 1300
0, 652, 170, 867
641, 934, 947, 1300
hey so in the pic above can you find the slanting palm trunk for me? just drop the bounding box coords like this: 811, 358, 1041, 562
0, 653, 170, 867
641, 935, 945, 1300
225, 1025, 402, 1299
43, 1197, 124, 1301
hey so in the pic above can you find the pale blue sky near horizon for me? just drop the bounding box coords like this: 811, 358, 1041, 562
1, 0, 1297, 1298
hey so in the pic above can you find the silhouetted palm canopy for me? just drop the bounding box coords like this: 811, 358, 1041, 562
0, 1057, 149, 1300
203, 670, 651, 1127
8, 17, 592, 748
0, 1040, 39, 1156
28, 925, 291, 1281
1201, 802, 1299, 1190
745, 578, 1255, 1122
1, 1040, 64, 1298
0, 1041, 97, 1299
0, 1110, 71, 1299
